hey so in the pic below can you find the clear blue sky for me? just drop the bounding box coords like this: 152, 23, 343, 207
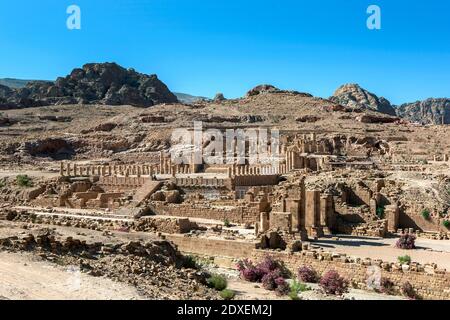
0, 0, 449, 104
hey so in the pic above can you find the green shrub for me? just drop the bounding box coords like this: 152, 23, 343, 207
288, 291, 301, 300
182, 255, 199, 269
288, 280, 309, 300
223, 218, 231, 227
397, 255, 411, 265
290, 279, 310, 293
219, 289, 235, 300
376, 206, 385, 219
16, 175, 32, 187
443, 220, 450, 229
0, 180, 5, 188
421, 209, 431, 220
207, 274, 227, 291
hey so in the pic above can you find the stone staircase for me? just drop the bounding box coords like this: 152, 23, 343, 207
133, 180, 162, 205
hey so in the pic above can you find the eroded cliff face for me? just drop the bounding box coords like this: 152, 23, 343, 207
396, 98, 450, 125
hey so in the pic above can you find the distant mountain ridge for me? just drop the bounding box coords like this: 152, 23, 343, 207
396, 98, 450, 125
1, 70, 448, 124
173, 92, 209, 104
0, 78, 34, 89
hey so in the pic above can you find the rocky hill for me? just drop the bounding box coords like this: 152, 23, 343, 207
396, 98, 450, 125
0, 63, 178, 109
330, 83, 396, 116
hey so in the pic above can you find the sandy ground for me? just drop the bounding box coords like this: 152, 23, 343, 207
227, 279, 286, 300
314, 235, 450, 270
0, 170, 59, 179
0, 251, 143, 300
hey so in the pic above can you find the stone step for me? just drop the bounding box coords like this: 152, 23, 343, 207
133, 180, 162, 204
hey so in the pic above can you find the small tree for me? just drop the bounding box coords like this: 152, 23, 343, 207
443, 220, 450, 229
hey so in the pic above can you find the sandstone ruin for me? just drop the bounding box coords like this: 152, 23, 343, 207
0, 64, 449, 301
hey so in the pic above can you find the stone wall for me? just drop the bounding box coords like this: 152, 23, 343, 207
167, 234, 257, 258
251, 250, 450, 300
152, 202, 261, 224
166, 234, 450, 300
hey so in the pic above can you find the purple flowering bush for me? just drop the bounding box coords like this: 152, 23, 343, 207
297, 265, 320, 283
401, 281, 418, 299
396, 234, 416, 249
319, 270, 348, 295
380, 277, 395, 295
274, 277, 290, 296
261, 270, 282, 291
236, 259, 261, 282
236, 256, 289, 295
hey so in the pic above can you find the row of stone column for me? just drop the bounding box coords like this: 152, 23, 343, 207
174, 177, 226, 187
232, 164, 288, 176
60, 162, 194, 177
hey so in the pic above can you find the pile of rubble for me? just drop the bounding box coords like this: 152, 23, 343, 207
0, 227, 218, 300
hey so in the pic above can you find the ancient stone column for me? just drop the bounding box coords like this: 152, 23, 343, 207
137, 166, 141, 178
60, 162, 64, 176
385, 204, 399, 232
305, 190, 324, 237
260, 212, 269, 233
320, 194, 333, 235
290, 151, 295, 170
160, 151, 164, 173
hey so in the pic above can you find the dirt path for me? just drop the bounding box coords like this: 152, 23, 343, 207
314, 235, 450, 270
0, 251, 143, 300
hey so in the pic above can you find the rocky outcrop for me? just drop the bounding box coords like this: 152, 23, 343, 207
213, 93, 226, 102
0, 63, 178, 109
396, 98, 450, 125
330, 84, 396, 116
246, 84, 280, 97
20, 138, 75, 159
246, 84, 313, 98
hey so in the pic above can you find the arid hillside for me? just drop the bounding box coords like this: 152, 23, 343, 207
0, 86, 448, 166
